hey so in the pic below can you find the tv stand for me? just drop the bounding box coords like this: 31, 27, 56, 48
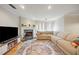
0, 37, 21, 55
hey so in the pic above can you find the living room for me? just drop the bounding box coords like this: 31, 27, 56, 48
0, 4, 79, 55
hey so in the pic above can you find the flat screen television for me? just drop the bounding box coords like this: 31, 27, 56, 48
0, 26, 18, 43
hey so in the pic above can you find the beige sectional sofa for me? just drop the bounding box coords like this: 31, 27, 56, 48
36, 32, 53, 40
51, 32, 79, 55
36, 31, 79, 55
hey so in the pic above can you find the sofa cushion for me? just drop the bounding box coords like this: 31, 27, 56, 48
57, 40, 77, 54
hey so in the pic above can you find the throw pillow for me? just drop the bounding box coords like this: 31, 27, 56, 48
71, 42, 78, 48
71, 38, 79, 48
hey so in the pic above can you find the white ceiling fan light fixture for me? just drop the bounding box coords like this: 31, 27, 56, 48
20, 5, 25, 10
48, 5, 52, 10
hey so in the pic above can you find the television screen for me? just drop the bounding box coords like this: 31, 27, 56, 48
0, 26, 18, 43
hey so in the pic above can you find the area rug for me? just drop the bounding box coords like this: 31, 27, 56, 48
16, 40, 64, 55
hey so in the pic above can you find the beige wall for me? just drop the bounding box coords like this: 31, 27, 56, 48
64, 15, 79, 34
21, 18, 39, 28
0, 7, 19, 27
20, 17, 40, 37
53, 17, 64, 32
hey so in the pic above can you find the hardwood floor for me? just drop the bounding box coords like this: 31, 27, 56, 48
5, 42, 23, 55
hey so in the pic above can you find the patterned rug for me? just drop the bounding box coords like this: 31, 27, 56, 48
16, 40, 64, 55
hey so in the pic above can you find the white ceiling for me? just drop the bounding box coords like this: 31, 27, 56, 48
0, 4, 79, 21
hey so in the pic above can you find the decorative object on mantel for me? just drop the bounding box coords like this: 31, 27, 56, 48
29, 24, 31, 27
33, 25, 35, 27
21, 24, 27, 27
21, 24, 36, 28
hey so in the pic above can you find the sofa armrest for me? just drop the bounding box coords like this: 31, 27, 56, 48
51, 35, 62, 41
51, 35, 63, 44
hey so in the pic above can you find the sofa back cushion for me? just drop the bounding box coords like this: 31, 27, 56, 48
57, 32, 68, 39
36, 32, 53, 36
65, 34, 79, 42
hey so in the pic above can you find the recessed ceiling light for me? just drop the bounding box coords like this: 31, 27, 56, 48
48, 5, 52, 10
20, 5, 24, 9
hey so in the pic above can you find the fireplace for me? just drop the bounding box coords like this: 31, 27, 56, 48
25, 32, 32, 36
24, 29, 33, 40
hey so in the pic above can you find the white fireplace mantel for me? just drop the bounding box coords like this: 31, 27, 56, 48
21, 27, 37, 38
